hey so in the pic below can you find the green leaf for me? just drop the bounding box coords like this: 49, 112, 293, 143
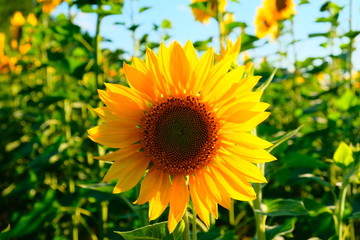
348, 211, 360, 219
267, 125, 303, 153
225, 22, 247, 33
115, 220, 184, 240
256, 68, 277, 92
8, 190, 57, 238
161, 19, 172, 29
298, 174, 334, 191
299, 0, 310, 5
308, 32, 330, 38
303, 198, 333, 216
139, 6, 151, 13
344, 30, 360, 39
78, 182, 115, 193
193, 37, 213, 51
261, 199, 309, 217
266, 218, 296, 239
240, 34, 258, 51
333, 142, 354, 168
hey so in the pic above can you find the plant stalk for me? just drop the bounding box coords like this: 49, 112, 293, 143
94, 9, 103, 89
191, 204, 197, 240
336, 184, 348, 240
252, 163, 266, 240
182, 211, 191, 240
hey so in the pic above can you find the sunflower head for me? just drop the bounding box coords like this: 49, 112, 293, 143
27, 13, 38, 26
89, 41, 275, 232
272, 0, 296, 20
10, 11, 25, 27
37, 0, 63, 13
191, 0, 227, 24
254, 7, 279, 40
0, 33, 5, 57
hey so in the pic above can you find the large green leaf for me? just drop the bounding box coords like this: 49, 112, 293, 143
333, 142, 354, 168
115, 220, 184, 240
266, 218, 296, 239
260, 199, 309, 217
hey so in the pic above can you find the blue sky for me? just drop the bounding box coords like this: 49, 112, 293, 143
54, 0, 360, 70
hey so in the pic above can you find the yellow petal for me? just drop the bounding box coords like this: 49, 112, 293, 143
93, 107, 119, 122
222, 112, 271, 132
209, 164, 256, 201
112, 154, 150, 193
158, 43, 173, 93
216, 81, 262, 106
134, 168, 163, 205
194, 171, 218, 218
202, 54, 234, 97
207, 66, 246, 104
97, 89, 143, 121
104, 83, 145, 107
189, 174, 210, 227
199, 169, 231, 209
222, 132, 273, 149
149, 173, 171, 221
123, 62, 156, 100
93, 144, 141, 161
221, 142, 277, 162
221, 110, 266, 124
217, 102, 259, 117
168, 175, 189, 232
217, 154, 267, 183
169, 41, 190, 92
184, 40, 198, 71
88, 123, 141, 148
191, 47, 214, 94
146, 48, 168, 95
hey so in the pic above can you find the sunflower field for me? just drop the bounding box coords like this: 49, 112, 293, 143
0, 0, 360, 239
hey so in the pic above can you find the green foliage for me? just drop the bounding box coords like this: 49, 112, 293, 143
115, 221, 184, 240
0, 0, 359, 239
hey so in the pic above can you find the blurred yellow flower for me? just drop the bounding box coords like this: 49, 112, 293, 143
19, 43, 32, 55
266, 0, 296, 20
10, 11, 25, 26
89, 41, 275, 233
296, 76, 305, 84
37, 0, 63, 13
254, 7, 279, 40
27, 13, 38, 26
11, 39, 18, 49
223, 12, 234, 26
191, 0, 227, 24
218, 37, 241, 64
0, 33, 5, 57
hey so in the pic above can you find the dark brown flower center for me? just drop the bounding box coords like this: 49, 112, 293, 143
141, 96, 219, 176
276, 0, 287, 12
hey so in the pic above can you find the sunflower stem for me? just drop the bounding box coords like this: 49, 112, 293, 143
191, 203, 197, 240
216, 0, 226, 50
94, 4, 103, 90
251, 128, 266, 240
336, 184, 348, 240
182, 211, 191, 240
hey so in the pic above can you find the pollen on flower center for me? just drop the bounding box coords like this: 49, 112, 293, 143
141, 96, 220, 176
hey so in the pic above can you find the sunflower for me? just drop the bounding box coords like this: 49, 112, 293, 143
37, 0, 63, 13
88, 41, 276, 232
254, 7, 279, 40
191, 0, 227, 24
266, 0, 296, 21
